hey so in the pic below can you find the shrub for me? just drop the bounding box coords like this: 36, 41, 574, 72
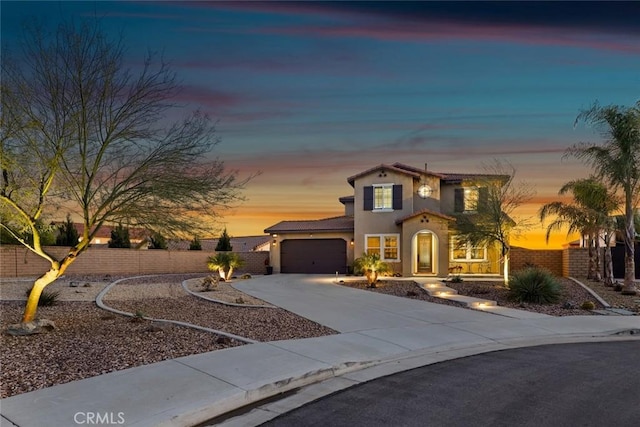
108, 224, 131, 248
241, 273, 252, 280
189, 237, 202, 250
353, 252, 392, 288
581, 301, 596, 310
508, 267, 561, 304
25, 289, 61, 306
202, 276, 219, 291
207, 252, 245, 281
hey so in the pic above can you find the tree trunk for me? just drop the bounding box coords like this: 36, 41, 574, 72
621, 207, 637, 295
593, 235, 602, 281
19, 245, 83, 325
503, 252, 510, 286
603, 243, 615, 286
22, 268, 61, 322
587, 234, 595, 280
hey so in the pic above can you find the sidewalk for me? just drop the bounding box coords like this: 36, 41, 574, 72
2, 274, 639, 427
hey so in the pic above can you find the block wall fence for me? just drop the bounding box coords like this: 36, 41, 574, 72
0, 245, 592, 279
0, 246, 269, 278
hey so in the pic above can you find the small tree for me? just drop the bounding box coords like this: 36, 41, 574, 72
108, 224, 131, 248
189, 236, 202, 250
452, 160, 534, 285
149, 232, 167, 250
215, 228, 232, 251
0, 20, 250, 330
353, 252, 392, 288
540, 178, 619, 282
55, 214, 79, 247
207, 252, 244, 280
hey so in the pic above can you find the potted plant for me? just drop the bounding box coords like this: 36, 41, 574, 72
265, 258, 273, 275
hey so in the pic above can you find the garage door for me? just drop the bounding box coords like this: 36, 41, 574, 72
281, 239, 347, 274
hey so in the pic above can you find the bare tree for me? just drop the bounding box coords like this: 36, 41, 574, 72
1, 20, 250, 330
452, 160, 535, 285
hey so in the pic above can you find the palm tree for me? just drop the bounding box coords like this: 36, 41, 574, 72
540, 178, 619, 281
207, 252, 245, 281
353, 252, 392, 288
569, 102, 639, 294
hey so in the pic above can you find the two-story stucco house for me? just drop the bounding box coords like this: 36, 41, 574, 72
265, 162, 505, 278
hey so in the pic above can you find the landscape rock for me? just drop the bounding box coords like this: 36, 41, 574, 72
7, 319, 57, 336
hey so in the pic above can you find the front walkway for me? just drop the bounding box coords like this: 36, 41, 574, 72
2, 274, 639, 427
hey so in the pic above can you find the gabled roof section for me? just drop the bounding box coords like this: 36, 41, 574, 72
265, 216, 354, 234
391, 163, 446, 178
347, 163, 421, 187
395, 209, 456, 225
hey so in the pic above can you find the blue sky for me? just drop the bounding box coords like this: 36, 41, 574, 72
3, 1, 639, 247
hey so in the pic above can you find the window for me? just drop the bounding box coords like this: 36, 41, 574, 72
365, 234, 399, 261
364, 185, 402, 211
374, 185, 393, 210
454, 187, 486, 213
451, 238, 486, 261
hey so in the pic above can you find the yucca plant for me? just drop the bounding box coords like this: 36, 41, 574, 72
207, 252, 245, 281
508, 267, 561, 304
353, 252, 392, 288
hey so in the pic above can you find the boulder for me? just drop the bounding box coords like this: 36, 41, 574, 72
7, 319, 57, 336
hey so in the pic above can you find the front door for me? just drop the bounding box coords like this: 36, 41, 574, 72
416, 232, 433, 273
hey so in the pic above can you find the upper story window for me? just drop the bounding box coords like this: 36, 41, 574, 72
364, 184, 402, 211
374, 185, 393, 210
454, 187, 486, 213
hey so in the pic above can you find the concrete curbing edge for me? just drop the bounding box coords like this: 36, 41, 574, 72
567, 277, 611, 308
95, 275, 259, 345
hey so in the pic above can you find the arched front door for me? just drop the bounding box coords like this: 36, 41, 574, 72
414, 231, 437, 275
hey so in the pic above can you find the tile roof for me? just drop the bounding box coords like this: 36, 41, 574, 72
395, 209, 456, 225
438, 173, 510, 183
264, 216, 354, 233
167, 235, 271, 251
346, 163, 422, 186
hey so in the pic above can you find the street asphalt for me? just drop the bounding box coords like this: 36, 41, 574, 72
259, 341, 640, 427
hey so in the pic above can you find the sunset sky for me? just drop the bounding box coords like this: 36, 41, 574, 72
3, 1, 640, 248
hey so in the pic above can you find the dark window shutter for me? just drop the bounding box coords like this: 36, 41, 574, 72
478, 187, 489, 210
363, 186, 373, 211
393, 185, 403, 210
454, 188, 464, 213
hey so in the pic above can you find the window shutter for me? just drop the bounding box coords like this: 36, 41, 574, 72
363, 186, 373, 211
454, 188, 464, 212
478, 187, 489, 210
392, 185, 403, 210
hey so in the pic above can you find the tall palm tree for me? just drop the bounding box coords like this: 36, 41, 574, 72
540, 178, 619, 281
569, 102, 639, 294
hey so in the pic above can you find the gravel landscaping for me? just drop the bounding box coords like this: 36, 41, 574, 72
0, 274, 335, 399
1, 273, 636, 399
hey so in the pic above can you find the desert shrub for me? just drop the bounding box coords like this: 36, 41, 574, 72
508, 267, 561, 304
25, 289, 61, 306
202, 276, 219, 291
581, 301, 596, 310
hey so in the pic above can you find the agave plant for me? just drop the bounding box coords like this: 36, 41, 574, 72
207, 252, 245, 281
353, 252, 392, 288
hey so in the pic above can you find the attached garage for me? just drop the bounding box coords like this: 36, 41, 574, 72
281, 239, 347, 274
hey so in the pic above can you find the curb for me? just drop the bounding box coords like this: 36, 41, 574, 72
567, 277, 611, 308
208, 331, 640, 427
95, 275, 259, 344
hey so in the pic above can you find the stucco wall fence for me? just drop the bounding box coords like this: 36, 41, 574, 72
0, 246, 269, 278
